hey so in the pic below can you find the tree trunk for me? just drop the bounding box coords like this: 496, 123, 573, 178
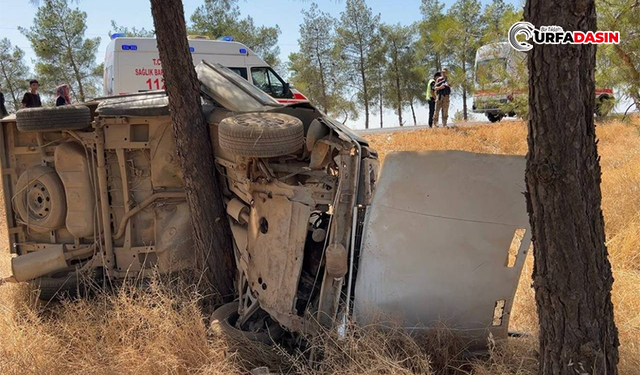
361, 67, 370, 129
394, 64, 402, 126
150, 0, 236, 301
524, 0, 619, 374
357, 32, 370, 129
410, 99, 417, 125
462, 88, 468, 121
462, 53, 468, 121
379, 85, 384, 128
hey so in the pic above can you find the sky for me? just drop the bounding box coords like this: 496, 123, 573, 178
1, 0, 524, 129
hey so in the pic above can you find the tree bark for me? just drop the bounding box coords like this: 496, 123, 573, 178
410, 99, 417, 125
462, 53, 468, 121
355, 21, 370, 129
524, 0, 619, 374
360, 63, 370, 129
150, 0, 235, 300
379, 80, 384, 128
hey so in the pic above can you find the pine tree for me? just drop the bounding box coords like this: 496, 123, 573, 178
109, 21, 155, 38
449, 0, 482, 121
289, 3, 352, 119
480, 0, 516, 43
190, 0, 281, 67
418, 0, 446, 73
20, 0, 102, 102
380, 24, 415, 126
0, 38, 30, 113
597, 0, 640, 110
149, 0, 236, 300
335, 0, 381, 129
525, 0, 620, 372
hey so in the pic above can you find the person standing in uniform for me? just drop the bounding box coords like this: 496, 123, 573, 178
22, 79, 42, 108
433, 68, 451, 127
0, 84, 8, 118
55, 84, 71, 106
426, 72, 440, 128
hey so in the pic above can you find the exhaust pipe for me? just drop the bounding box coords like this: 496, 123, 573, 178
11, 245, 68, 282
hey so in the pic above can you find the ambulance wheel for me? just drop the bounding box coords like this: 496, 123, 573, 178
15, 165, 67, 233
218, 113, 304, 158
487, 113, 503, 123
16, 105, 91, 132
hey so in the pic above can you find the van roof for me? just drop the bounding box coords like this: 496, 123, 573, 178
107, 37, 257, 56
476, 42, 512, 61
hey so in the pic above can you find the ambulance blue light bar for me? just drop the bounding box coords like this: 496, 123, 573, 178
220, 36, 234, 41
121, 45, 138, 51
110, 33, 126, 40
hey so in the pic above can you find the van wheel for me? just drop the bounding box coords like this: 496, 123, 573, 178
31, 268, 80, 301
15, 165, 66, 233
211, 301, 283, 344
487, 113, 503, 123
31, 267, 102, 301
218, 113, 304, 158
595, 95, 612, 117
16, 105, 91, 132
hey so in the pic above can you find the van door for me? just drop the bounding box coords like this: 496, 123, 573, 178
250, 67, 293, 99
353, 151, 530, 346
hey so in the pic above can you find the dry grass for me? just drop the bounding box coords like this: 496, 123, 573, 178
1, 118, 639, 374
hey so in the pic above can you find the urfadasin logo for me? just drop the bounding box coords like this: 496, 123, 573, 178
508, 22, 620, 51
509, 22, 536, 51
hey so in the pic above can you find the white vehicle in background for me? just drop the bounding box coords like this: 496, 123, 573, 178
473, 42, 614, 122
103, 34, 308, 104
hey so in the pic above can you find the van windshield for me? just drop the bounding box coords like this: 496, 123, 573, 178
196, 61, 281, 112
476, 58, 507, 85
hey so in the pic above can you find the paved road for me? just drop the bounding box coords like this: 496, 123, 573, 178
356, 121, 488, 135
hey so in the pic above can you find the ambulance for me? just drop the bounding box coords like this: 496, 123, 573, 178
473, 42, 613, 122
103, 35, 307, 103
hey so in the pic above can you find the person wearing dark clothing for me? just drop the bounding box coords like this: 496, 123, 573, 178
22, 80, 42, 108
55, 84, 71, 106
426, 72, 440, 128
433, 68, 451, 127
0, 86, 8, 117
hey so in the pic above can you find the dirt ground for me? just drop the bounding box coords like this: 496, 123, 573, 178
0, 119, 638, 374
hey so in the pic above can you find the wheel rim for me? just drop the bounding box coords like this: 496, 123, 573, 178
26, 181, 52, 220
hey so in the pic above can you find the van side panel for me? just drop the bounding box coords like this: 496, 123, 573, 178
105, 38, 267, 95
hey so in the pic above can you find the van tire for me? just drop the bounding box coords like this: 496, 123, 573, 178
487, 113, 503, 123
595, 95, 612, 117
16, 105, 91, 132
211, 301, 283, 344
31, 267, 101, 301
32, 268, 80, 301
218, 113, 304, 158
15, 165, 67, 232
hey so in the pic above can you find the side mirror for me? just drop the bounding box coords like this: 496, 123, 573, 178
283, 82, 293, 98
